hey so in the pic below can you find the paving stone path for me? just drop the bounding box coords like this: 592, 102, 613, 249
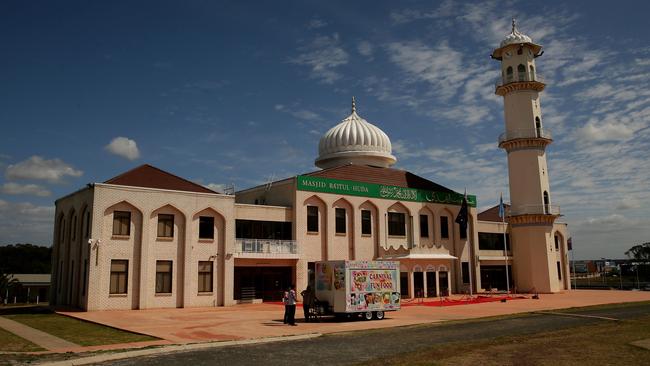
0, 316, 79, 350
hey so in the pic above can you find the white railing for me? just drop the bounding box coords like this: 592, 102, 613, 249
510, 204, 561, 216
495, 74, 545, 88
499, 128, 552, 144
234, 239, 298, 254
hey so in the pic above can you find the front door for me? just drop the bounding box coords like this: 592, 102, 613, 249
426, 272, 437, 297
438, 271, 449, 296
413, 272, 424, 298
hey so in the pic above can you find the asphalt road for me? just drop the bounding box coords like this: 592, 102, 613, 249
96, 303, 650, 366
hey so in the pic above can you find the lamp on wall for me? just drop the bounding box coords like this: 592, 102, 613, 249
88, 239, 101, 265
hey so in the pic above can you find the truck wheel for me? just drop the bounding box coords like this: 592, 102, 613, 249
363, 311, 373, 321
374, 311, 384, 320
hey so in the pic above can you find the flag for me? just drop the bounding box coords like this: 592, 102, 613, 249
455, 192, 468, 236
498, 193, 505, 219
567, 237, 573, 251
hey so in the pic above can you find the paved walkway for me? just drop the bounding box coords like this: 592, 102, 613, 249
60, 290, 650, 345
0, 316, 78, 350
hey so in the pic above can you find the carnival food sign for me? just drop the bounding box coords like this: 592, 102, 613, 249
297, 175, 477, 207
350, 270, 396, 293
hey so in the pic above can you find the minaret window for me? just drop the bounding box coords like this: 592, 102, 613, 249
506, 66, 513, 83
529, 65, 535, 80
535, 117, 542, 137
517, 64, 526, 81
543, 191, 550, 214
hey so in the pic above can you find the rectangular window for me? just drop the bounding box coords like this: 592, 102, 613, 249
198, 261, 213, 293
112, 211, 131, 236
72, 217, 77, 240
361, 210, 372, 235
461, 262, 470, 284
307, 206, 319, 232
199, 216, 215, 239
155, 260, 173, 293
419, 214, 429, 238
85, 211, 91, 238
440, 216, 449, 239
235, 220, 292, 240
478, 232, 511, 251
109, 260, 128, 294
554, 236, 559, 251
459, 223, 467, 239
388, 212, 406, 236
335, 208, 346, 234
157, 214, 174, 238
82, 259, 87, 296
557, 261, 562, 281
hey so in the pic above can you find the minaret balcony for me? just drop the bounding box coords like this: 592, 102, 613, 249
498, 128, 552, 147
495, 74, 545, 96
509, 204, 561, 216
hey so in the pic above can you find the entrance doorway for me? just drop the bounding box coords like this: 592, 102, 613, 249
400, 272, 409, 297
426, 272, 437, 297
480, 265, 512, 291
438, 271, 449, 296
413, 272, 424, 298
234, 266, 292, 302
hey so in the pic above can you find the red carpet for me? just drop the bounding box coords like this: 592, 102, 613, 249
402, 295, 527, 307
266, 295, 526, 308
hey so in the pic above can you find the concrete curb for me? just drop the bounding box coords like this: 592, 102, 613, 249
37, 333, 322, 366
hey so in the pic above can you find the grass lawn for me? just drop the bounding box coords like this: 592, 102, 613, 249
357, 314, 650, 366
0, 326, 44, 352
2, 313, 156, 347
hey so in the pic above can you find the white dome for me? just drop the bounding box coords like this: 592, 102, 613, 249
315, 98, 396, 169
500, 18, 533, 48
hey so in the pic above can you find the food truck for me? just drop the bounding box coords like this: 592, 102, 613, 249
314, 260, 401, 320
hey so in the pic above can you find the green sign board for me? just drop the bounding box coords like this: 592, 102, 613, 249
296, 175, 477, 207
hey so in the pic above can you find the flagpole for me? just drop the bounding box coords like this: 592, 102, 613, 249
501, 193, 510, 295
466, 188, 473, 298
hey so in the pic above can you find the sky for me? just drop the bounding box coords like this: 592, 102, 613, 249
0, 0, 648, 260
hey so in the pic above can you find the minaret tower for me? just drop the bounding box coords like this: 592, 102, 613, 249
491, 19, 562, 293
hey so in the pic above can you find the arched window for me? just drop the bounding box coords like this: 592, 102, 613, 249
529, 65, 535, 81
535, 117, 542, 137
517, 64, 526, 81
506, 66, 513, 83
543, 191, 550, 214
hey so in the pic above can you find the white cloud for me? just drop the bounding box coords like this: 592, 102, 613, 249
105, 137, 141, 160
5, 156, 83, 183
291, 33, 349, 84
204, 183, 226, 192
0, 182, 51, 197
0, 199, 55, 245
357, 41, 374, 58
307, 18, 327, 29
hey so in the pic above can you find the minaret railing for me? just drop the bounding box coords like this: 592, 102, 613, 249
509, 204, 561, 216
495, 74, 545, 88
498, 128, 552, 144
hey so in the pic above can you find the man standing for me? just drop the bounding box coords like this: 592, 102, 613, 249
301, 285, 314, 322
286, 285, 297, 326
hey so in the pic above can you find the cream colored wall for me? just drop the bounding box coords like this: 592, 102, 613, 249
507, 149, 549, 209
294, 189, 475, 296
52, 188, 94, 309
235, 180, 293, 207
81, 184, 235, 310
235, 204, 292, 222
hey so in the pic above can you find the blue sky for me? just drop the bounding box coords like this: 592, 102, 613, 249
0, 0, 648, 259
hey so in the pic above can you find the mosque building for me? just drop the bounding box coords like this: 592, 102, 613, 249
50, 21, 570, 310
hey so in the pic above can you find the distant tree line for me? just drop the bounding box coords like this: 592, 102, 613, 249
0, 244, 52, 274
626, 242, 650, 262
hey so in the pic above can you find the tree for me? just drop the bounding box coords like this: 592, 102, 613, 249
0, 244, 52, 274
0, 268, 18, 304
625, 242, 650, 262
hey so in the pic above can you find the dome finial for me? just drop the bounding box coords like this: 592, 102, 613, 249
511, 17, 516, 33
351, 96, 356, 113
